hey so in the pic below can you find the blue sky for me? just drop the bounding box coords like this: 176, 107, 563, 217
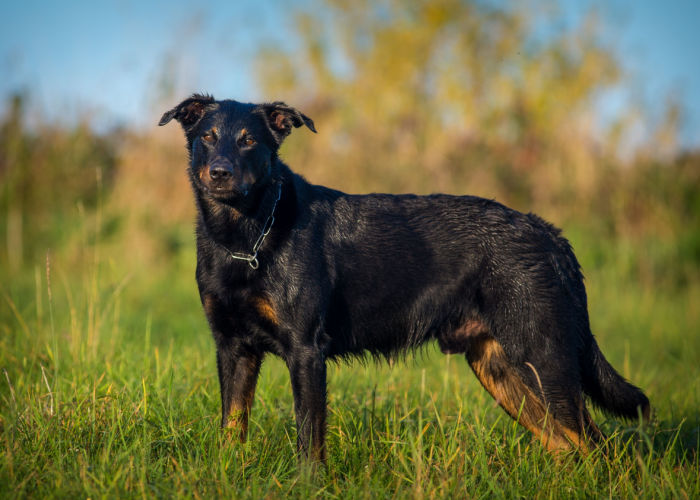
2, 0, 698, 149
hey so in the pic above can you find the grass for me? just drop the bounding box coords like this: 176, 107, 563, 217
3, 23, 699, 493
1, 221, 698, 499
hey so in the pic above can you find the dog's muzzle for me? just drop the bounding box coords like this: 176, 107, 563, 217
202, 157, 246, 195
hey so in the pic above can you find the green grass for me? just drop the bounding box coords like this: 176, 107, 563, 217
1, 230, 699, 499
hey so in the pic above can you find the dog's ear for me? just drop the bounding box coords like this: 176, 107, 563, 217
260, 102, 316, 144
159, 94, 215, 129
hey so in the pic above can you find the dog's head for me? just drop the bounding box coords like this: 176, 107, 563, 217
159, 94, 315, 201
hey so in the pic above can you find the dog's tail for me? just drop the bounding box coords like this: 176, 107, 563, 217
582, 339, 650, 421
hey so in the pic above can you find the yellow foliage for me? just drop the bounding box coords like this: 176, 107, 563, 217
256, 0, 625, 213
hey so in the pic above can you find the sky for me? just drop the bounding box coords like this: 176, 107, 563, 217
1, 0, 699, 149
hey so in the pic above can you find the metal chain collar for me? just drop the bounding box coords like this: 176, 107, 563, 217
219, 182, 282, 269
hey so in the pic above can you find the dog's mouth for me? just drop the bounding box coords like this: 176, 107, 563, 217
198, 165, 251, 198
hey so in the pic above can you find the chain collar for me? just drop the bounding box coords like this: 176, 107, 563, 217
217, 182, 282, 269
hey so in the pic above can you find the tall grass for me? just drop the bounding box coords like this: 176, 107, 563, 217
1, 4, 699, 489
1, 127, 698, 497
1, 240, 698, 497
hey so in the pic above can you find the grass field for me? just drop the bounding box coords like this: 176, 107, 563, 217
1, 214, 698, 498
1, 91, 699, 497
2, 1, 699, 493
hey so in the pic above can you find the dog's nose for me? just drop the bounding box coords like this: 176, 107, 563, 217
209, 159, 234, 180
210, 165, 232, 180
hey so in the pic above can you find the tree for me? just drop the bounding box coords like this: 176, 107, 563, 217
256, 0, 626, 211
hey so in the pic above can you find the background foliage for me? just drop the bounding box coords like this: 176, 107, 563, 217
1, 0, 698, 497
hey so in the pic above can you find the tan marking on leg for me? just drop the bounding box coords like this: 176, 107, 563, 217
202, 293, 217, 317
224, 403, 250, 444
224, 356, 261, 443
311, 433, 326, 463
438, 317, 489, 354
251, 296, 278, 325
463, 319, 489, 336
466, 333, 591, 454
225, 404, 247, 429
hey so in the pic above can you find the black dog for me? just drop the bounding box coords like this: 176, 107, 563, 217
159, 94, 650, 460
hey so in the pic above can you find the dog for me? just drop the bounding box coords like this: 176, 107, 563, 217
159, 94, 650, 461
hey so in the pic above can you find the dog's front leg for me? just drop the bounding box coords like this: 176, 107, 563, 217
201, 292, 263, 442
286, 348, 327, 462
216, 343, 263, 442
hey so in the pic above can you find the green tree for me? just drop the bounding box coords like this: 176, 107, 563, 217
256, 0, 625, 210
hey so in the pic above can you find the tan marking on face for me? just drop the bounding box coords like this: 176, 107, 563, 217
239, 128, 248, 138
199, 165, 211, 182
251, 296, 278, 325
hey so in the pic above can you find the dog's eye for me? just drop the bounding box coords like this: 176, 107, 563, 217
243, 136, 256, 147
202, 132, 215, 143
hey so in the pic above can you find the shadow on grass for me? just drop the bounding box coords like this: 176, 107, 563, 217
601, 412, 700, 465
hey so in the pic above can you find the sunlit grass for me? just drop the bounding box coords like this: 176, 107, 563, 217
1, 229, 698, 498
0, 89, 698, 497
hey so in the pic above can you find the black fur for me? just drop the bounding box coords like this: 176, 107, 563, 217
160, 95, 650, 460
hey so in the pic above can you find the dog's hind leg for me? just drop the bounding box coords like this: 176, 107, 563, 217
441, 322, 598, 453
464, 333, 570, 452
469, 334, 608, 453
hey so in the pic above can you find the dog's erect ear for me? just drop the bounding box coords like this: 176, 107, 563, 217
158, 94, 216, 128
260, 102, 316, 144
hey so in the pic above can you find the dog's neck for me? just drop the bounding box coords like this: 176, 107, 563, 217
195, 176, 283, 253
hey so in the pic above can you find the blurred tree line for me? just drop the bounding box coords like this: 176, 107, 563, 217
0, 0, 698, 290
258, 0, 696, 222
0, 95, 117, 272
